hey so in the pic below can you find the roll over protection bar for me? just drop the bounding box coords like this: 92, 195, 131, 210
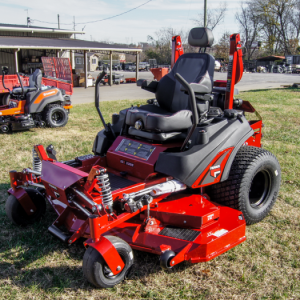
174, 73, 199, 151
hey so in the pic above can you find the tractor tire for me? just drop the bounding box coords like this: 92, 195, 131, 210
209, 146, 281, 225
5, 188, 46, 226
83, 236, 134, 288
1, 93, 10, 106
43, 104, 68, 128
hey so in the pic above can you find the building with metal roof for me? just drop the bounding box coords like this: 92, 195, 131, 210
0, 23, 142, 87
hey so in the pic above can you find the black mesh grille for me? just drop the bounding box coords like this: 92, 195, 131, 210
159, 226, 201, 241
108, 173, 136, 191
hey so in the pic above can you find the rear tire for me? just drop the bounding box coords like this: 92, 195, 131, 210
1, 93, 10, 106
83, 236, 134, 288
43, 104, 68, 128
5, 188, 46, 226
209, 146, 281, 225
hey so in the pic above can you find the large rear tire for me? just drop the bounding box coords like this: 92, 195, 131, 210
0, 93, 10, 106
83, 236, 134, 288
43, 104, 68, 128
209, 146, 281, 225
5, 188, 46, 226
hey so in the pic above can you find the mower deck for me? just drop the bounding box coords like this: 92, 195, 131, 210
106, 196, 246, 263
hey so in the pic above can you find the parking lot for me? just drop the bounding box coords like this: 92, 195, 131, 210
72, 70, 300, 104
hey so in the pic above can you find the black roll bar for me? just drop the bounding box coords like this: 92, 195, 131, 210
174, 73, 199, 151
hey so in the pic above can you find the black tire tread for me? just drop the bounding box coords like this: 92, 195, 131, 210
43, 104, 68, 128
209, 146, 280, 225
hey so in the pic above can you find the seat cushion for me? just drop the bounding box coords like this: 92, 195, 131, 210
128, 127, 186, 142
12, 86, 37, 95
125, 106, 192, 132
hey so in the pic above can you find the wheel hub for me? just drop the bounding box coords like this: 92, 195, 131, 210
249, 170, 271, 208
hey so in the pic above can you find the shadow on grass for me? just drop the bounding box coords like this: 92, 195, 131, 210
0, 249, 190, 291
0, 184, 191, 291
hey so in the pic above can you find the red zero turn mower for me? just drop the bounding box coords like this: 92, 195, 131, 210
0, 67, 72, 133
6, 28, 281, 288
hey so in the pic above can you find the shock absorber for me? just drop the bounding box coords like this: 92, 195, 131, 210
97, 170, 113, 212
32, 147, 42, 173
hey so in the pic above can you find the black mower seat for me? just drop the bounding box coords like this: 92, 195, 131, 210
126, 106, 192, 132
12, 69, 42, 95
13, 86, 38, 94
125, 28, 215, 141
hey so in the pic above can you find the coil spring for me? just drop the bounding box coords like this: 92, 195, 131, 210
97, 173, 113, 208
32, 148, 42, 173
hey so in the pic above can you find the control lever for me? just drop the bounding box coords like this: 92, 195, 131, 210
174, 73, 198, 151
95, 71, 116, 138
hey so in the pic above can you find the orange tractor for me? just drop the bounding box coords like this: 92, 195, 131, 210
0, 67, 72, 133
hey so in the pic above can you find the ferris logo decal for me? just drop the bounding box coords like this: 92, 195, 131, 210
43, 91, 56, 97
207, 214, 214, 221
210, 165, 221, 178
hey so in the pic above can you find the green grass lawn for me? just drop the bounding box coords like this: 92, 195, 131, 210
0, 88, 299, 299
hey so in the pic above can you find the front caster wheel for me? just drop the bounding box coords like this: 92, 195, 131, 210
160, 250, 176, 270
83, 236, 134, 288
209, 146, 281, 225
5, 188, 46, 226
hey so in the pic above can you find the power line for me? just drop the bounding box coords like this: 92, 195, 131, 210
31, 0, 153, 26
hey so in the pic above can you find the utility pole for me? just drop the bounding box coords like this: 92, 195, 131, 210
57, 14, 60, 29
73, 16, 76, 39
25, 9, 30, 27
204, 0, 207, 27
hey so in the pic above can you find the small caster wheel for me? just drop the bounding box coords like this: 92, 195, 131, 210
160, 250, 176, 270
5, 188, 47, 226
83, 236, 134, 288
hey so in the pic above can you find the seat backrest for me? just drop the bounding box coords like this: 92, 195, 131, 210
29, 69, 42, 89
155, 27, 215, 113
156, 53, 215, 113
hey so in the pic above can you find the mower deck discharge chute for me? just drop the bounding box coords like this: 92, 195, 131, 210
6, 28, 281, 288
0, 67, 72, 132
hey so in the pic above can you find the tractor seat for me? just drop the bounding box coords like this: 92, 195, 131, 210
125, 27, 215, 142
125, 105, 193, 132
12, 69, 42, 95
13, 86, 38, 94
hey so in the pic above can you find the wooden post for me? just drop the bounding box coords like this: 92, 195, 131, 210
84, 50, 88, 89
136, 52, 139, 81
14, 49, 19, 73
110, 51, 113, 86
69, 50, 74, 70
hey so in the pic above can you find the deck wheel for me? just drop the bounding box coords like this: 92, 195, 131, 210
5, 188, 46, 226
160, 250, 176, 270
83, 236, 134, 288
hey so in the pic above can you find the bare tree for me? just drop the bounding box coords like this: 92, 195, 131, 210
238, 0, 300, 55
214, 32, 231, 61
146, 27, 185, 64
192, 2, 227, 31
236, 2, 261, 60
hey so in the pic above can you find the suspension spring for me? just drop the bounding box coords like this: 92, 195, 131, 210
97, 172, 113, 210
32, 148, 42, 173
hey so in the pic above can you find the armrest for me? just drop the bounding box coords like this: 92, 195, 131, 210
137, 79, 159, 93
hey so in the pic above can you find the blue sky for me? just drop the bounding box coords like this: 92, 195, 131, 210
0, 0, 242, 44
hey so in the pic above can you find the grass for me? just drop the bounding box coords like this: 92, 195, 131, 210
0, 88, 300, 299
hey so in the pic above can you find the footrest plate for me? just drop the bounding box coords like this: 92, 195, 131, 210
159, 226, 201, 242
